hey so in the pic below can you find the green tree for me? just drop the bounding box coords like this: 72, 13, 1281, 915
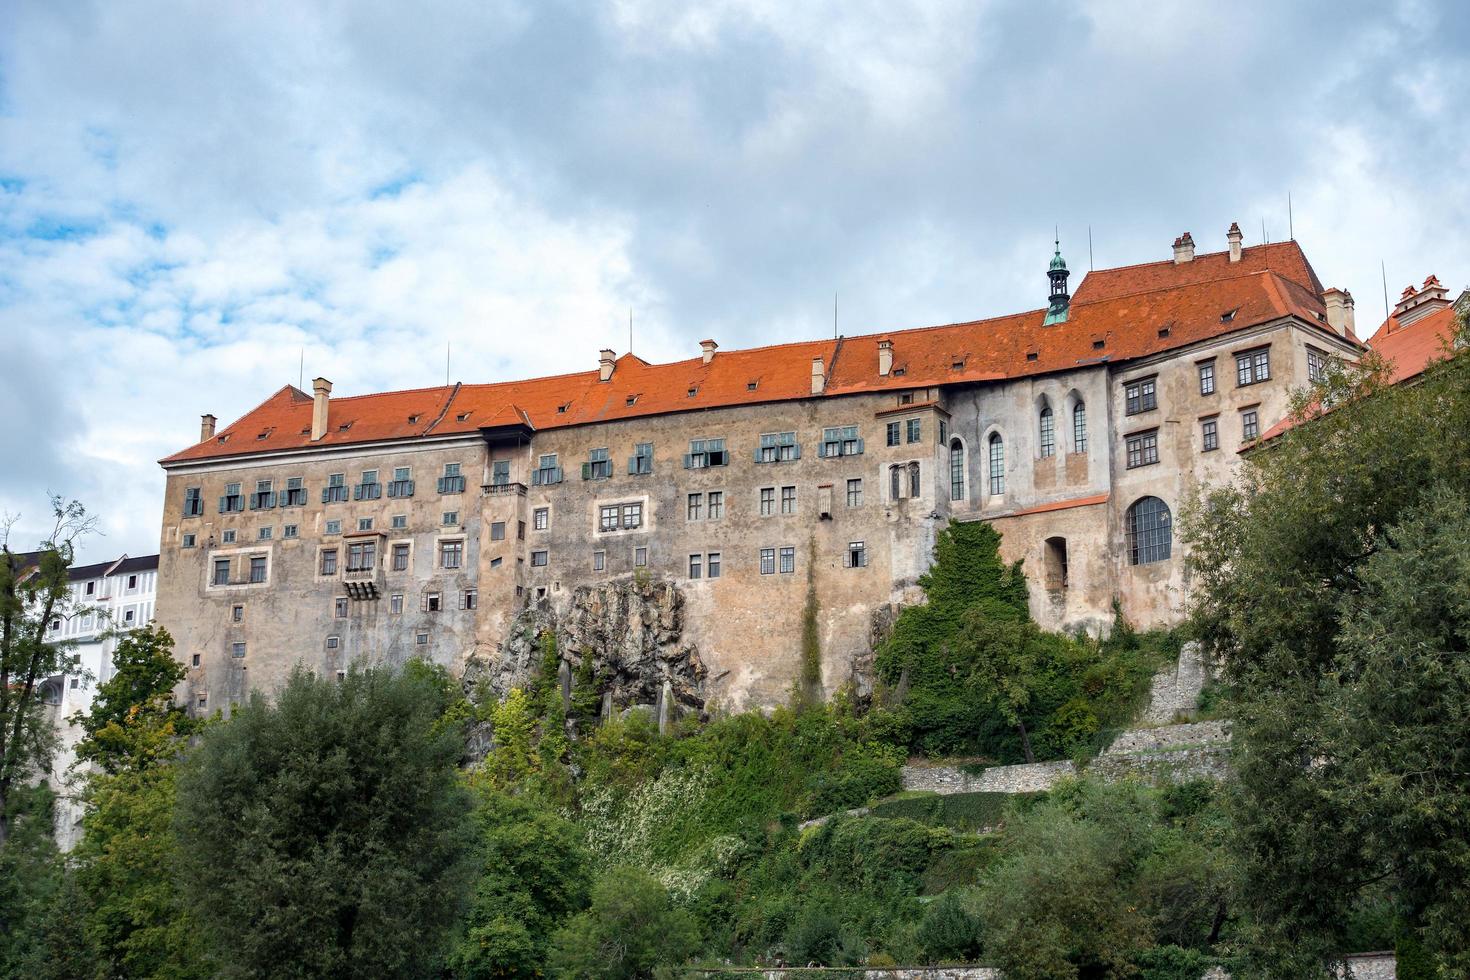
448, 784, 590, 979
548, 867, 698, 979
1, 497, 92, 845
174, 665, 476, 979
956, 614, 1045, 763
73, 624, 194, 774
1183, 317, 1470, 973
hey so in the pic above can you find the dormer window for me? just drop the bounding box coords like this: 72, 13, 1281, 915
747, 380, 758, 391
892, 367, 906, 377
1220, 309, 1237, 323
625, 395, 639, 407
687, 387, 698, 398
557, 403, 570, 414
1092, 339, 1105, 350
407, 414, 420, 424
456, 412, 471, 422
951, 359, 965, 371
337, 421, 352, 431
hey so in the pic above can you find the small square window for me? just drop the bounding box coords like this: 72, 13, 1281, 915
490, 557, 503, 569
326, 636, 340, 650
707, 552, 721, 578
283, 524, 298, 539
425, 592, 442, 612
231, 641, 246, 659
358, 517, 374, 532
491, 521, 505, 541
634, 547, 648, 568
443, 512, 459, 527
391, 515, 407, 530
191, 653, 201, 667
182, 533, 197, 548
531, 550, 548, 567
258, 526, 272, 540
197, 693, 208, 708
593, 551, 605, 572
534, 507, 549, 530
231, 604, 244, 623
325, 520, 342, 535
335, 597, 348, 618
222, 529, 237, 544
390, 594, 403, 614
416, 632, 429, 645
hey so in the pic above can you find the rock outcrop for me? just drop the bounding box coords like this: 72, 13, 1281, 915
468, 577, 708, 716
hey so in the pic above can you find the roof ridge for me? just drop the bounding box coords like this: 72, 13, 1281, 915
326, 382, 457, 403
1075, 268, 1293, 307
421, 381, 463, 435
1078, 240, 1299, 279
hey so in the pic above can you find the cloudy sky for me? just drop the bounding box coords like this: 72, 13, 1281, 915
2, 0, 1467, 562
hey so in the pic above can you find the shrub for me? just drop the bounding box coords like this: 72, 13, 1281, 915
548, 867, 698, 979
915, 891, 983, 963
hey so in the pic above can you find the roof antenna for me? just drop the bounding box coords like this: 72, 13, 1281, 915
445, 341, 451, 386
1381, 260, 1391, 324
1088, 225, 1094, 271
298, 347, 304, 390
1288, 192, 1294, 240
833, 289, 838, 339
1261, 218, 1268, 245
628, 308, 633, 354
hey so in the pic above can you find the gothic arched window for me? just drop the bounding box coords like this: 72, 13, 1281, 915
1039, 405, 1055, 458
949, 439, 965, 501
1073, 402, 1088, 454
988, 433, 1005, 496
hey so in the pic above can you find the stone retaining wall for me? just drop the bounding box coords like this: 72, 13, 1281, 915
901, 759, 1077, 795
1139, 641, 1212, 724
690, 955, 1393, 979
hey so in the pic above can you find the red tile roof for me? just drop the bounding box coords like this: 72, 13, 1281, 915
1254, 299, 1463, 444
162, 240, 1353, 466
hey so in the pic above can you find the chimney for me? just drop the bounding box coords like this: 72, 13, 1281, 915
1227, 222, 1243, 263
311, 377, 332, 441
811, 356, 826, 396
1172, 232, 1195, 264
877, 340, 893, 377
699, 339, 718, 364
1392, 274, 1452, 328
1322, 288, 1355, 337
598, 349, 616, 382
200, 414, 217, 442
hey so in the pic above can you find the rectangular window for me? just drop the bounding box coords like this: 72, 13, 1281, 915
707, 491, 724, 519
440, 540, 463, 569
283, 524, 298, 539
320, 549, 338, 575
438, 462, 466, 494
1126, 430, 1160, 469
1199, 360, 1216, 395
219, 482, 244, 513
392, 543, 410, 571
531, 454, 563, 486
886, 421, 901, 446
354, 470, 382, 501
325, 520, 341, 535
390, 594, 404, 615
415, 632, 429, 646
847, 478, 862, 507
759, 548, 776, 575
258, 526, 272, 541
600, 505, 620, 532
232, 604, 244, 622
592, 551, 605, 572
249, 556, 267, 583
388, 467, 414, 498
820, 426, 863, 457
779, 546, 796, 574
780, 486, 796, 514
213, 559, 230, 585
533, 507, 549, 531
909, 462, 921, 498
284, 476, 307, 506
759, 487, 775, 516
906, 418, 921, 444
1307, 347, 1328, 383
1236, 347, 1271, 386
630, 442, 654, 475
1040, 410, 1056, 458
323, 473, 349, 504
755, 431, 799, 463
335, 597, 348, 618
231, 642, 246, 659
1125, 376, 1158, 415
845, 541, 868, 568
182, 533, 197, 548
530, 550, 548, 567
688, 554, 702, 579
582, 447, 613, 480
443, 511, 459, 527
491, 460, 510, 486
357, 517, 374, 532
687, 493, 703, 521
707, 552, 721, 578
683, 438, 728, 469
425, 593, 441, 612
391, 515, 407, 530
346, 541, 375, 572
1201, 417, 1219, 452
462, 589, 477, 610
491, 521, 505, 541
326, 636, 340, 650
621, 503, 642, 529
634, 547, 647, 567
183, 486, 205, 517
222, 529, 237, 544
1241, 408, 1259, 441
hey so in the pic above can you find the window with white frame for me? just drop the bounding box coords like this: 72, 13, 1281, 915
759, 488, 775, 516
1126, 430, 1160, 469
759, 548, 776, 575
1125, 377, 1157, 415
1241, 408, 1259, 441
533, 507, 549, 531
707, 491, 724, 519
439, 540, 463, 569
687, 493, 703, 521
779, 546, 795, 574
847, 478, 862, 507
845, 541, 868, 568
780, 486, 796, 514
1235, 347, 1270, 386
1198, 360, 1216, 395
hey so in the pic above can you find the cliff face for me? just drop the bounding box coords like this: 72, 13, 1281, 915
469, 577, 708, 715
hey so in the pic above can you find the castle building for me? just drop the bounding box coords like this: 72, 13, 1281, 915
155, 228, 1365, 714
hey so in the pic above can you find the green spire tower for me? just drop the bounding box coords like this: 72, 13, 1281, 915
1043, 235, 1071, 325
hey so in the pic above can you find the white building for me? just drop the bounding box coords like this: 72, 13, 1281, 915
40, 553, 158, 850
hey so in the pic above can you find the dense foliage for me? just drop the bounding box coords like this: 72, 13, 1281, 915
1184, 315, 1470, 975
875, 521, 1175, 760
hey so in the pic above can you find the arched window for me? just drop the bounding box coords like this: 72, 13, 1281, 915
1039, 406, 1055, 458
988, 433, 1005, 496
908, 461, 921, 498
1073, 402, 1088, 454
889, 464, 902, 501
1126, 496, 1172, 565
949, 439, 965, 501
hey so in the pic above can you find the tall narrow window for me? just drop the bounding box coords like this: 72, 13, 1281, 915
1072, 402, 1088, 454
491, 460, 510, 486
949, 439, 965, 501
1039, 406, 1055, 458
889, 465, 902, 501
1126, 496, 1172, 565
988, 434, 1005, 496
908, 462, 920, 498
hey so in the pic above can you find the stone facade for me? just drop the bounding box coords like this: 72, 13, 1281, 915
155, 236, 1364, 714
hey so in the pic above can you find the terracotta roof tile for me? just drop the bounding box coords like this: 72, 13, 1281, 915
162, 242, 1353, 466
